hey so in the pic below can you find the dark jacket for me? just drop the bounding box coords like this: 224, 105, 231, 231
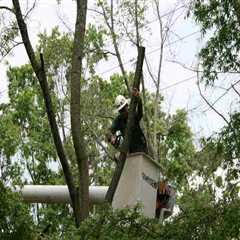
110, 97, 147, 153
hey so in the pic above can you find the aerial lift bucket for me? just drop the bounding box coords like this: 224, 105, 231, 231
112, 152, 171, 218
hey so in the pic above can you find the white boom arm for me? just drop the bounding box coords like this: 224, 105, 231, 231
17, 185, 108, 204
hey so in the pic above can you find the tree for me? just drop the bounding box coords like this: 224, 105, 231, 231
9, 0, 89, 226
0, 25, 116, 236
69, 0, 89, 224
191, 0, 240, 195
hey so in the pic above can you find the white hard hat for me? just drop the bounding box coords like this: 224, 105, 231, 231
115, 95, 129, 112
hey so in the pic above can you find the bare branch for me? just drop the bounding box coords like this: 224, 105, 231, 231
203, 79, 240, 112
100, 1, 131, 95
152, 0, 168, 158
88, 8, 104, 16
84, 121, 114, 161
232, 83, 240, 97
118, 19, 136, 45
197, 69, 229, 124
144, 56, 157, 87
168, 59, 240, 74
135, 0, 140, 47
0, 6, 14, 13
24, 0, 36, 20
167, 59, 197, 72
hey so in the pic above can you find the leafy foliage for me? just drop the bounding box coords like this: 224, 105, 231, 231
192, 0, 240, 84
191, 0, 240, 200
159, 110, 195, 187
0, 182, 35, 240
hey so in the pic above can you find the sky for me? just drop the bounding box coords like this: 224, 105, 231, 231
0, 0, 238, 143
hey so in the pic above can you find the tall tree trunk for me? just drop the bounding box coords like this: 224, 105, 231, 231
70, 0, 89, 224
135, 0, 140, 47
153, 0, 164, 161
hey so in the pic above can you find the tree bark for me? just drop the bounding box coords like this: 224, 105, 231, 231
105, 46, 145, 203
153, 0, 164, 160
12, 0, 78, 226
70, 0, 89, 224
135, 0, 140, 47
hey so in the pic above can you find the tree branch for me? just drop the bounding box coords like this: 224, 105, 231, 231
0, 41, 23, 62
232, 83, 240, 97
100, 1, 131, 95
196, 70, 229, 125
84, 121, 115, 161
153, 0, 166, 159
144, 56, 157, 87
56, 10, 74, 33
23, 0, 36, 20
135, 0, 140, 47
203, 79, 240, 113
88, 8, 104, 16
141, 74, 155, 158
0, 6, 14, 13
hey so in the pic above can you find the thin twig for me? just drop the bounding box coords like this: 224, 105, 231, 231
0, 6, 14, 13
168, 59, 240, 74
0, 41, 23, 62
144, 56, 157, 87
24, 0, 36, 20
232, 84, 240, 97
56, 9, 73, 33
100, 1, 131, 95
203, 79, 240, 112
88, 8, 104, 16
85, 122, 114, 161
197, 70, 229, 124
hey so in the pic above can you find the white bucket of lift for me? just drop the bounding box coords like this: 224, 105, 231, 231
112, 152, 163, 218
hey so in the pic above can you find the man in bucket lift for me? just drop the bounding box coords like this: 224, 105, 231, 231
106, 88, 148, 156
